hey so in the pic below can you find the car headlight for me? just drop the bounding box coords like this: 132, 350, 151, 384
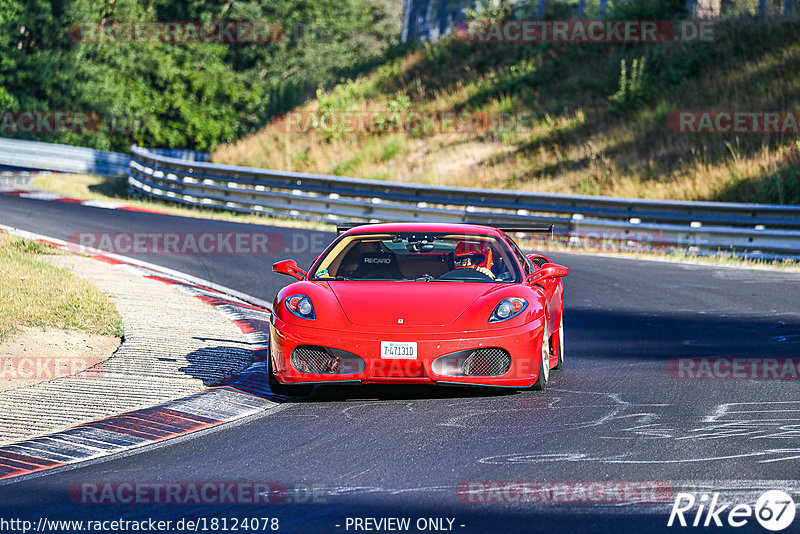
489, 298, 527, 323
285, 295, 315, 320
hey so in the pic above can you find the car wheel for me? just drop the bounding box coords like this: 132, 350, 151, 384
531, 318, 550, 391
552, 314, 564, 370
268, 351, 314, 397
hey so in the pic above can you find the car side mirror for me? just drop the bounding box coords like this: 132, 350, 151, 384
273, 259, 307, 281
526, 262, 569, 285
526, 253, 552, 265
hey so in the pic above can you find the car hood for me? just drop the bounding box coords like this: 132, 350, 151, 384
328, 281, 497, 327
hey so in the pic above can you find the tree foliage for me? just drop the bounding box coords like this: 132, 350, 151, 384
0, 0, 401, 151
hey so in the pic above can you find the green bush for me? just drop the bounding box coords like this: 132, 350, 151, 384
0, 0, 401, 151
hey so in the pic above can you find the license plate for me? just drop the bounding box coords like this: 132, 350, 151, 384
380, 341, 417, 360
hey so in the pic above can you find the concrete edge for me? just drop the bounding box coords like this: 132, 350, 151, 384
0, 226, 283, 483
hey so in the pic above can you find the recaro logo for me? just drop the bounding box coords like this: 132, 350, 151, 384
668, 490, 796, 531
363, 257, 391, 264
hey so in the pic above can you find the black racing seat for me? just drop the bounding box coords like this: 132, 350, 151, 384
351, 252, 404, 280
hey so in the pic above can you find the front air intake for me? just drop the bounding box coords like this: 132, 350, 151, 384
432, 348, 511, 377
291, 346, 365, 375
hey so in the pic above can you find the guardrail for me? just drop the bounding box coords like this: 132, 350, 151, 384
0, 137, 131, 175
0, 138, 209, 176
129, 145, 800, 257
0, 138, 797, 258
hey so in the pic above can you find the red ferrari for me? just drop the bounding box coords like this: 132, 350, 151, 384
269, 222, 568, 395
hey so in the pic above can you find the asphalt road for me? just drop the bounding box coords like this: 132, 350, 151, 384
1, 194, 800, 534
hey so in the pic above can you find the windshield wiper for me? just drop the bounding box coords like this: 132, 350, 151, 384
415, 274, 434, 282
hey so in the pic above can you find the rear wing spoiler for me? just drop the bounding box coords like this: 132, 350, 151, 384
335, 222, 554, 236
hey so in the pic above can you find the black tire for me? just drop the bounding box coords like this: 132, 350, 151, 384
531, 318, 550, 391
268, 353, 314, 397
552, 314, 565, 370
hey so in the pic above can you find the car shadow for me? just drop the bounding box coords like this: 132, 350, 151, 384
211, 358, 522, 403
179, 344, 255, 387
309, 383, 519, 402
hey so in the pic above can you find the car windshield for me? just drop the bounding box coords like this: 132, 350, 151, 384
311, 232, 521, 282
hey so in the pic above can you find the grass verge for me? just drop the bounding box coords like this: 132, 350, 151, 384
0, 233, 124, 343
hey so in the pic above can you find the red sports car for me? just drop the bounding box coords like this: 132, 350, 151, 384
269, 222, 568, 395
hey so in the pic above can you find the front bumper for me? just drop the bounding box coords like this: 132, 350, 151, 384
269, 317, 546, 388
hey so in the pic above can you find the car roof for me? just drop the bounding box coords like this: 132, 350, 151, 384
341, 222, 503, 237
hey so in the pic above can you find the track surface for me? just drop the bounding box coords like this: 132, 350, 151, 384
1, 194, 800, 533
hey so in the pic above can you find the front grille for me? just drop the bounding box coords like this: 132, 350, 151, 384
291, 346, 364, 375
432, 348, 511, 377
291, 346, 335, 373
462, 348, 511, 376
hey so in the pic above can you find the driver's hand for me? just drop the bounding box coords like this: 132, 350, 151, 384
475, 266, 495, 279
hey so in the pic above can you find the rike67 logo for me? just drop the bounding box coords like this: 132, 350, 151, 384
668, 490, 796, 531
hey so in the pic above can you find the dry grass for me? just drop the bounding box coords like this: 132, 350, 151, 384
214, 16, 800, 205
0, 234, 124, 343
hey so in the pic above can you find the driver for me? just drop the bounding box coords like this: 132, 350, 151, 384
454, 241, 495, 279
